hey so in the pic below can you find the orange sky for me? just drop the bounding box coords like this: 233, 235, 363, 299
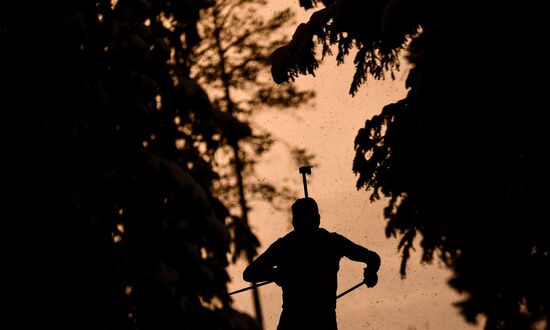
226, 3, 485, 329
227, 52, 484, 330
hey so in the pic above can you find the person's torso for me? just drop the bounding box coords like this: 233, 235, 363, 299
276, 229, 344, 311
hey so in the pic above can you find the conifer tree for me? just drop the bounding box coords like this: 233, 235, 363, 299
1, 0, 268, 328
271, 1, 549, 329
192, 0, 314, 220
191, 1, 315, 326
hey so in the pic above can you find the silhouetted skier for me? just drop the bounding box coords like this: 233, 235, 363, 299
243, 197, 381, 330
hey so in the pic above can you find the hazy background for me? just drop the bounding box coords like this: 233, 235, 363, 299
226, 47, 484, 330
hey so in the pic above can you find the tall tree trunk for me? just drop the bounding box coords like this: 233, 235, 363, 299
232, 141, 264, 329
214, 19, 264, 328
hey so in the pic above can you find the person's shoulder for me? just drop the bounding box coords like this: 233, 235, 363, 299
318, 228, 346, 241
317, 229, 352, 253
317, 228, 331, 236
319, 227, 343, 238
322, 229, 353, 244
267, 231, 300, 253
273, 231, 296, 245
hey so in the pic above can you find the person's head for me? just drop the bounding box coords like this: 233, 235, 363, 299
291, 197, 320, 231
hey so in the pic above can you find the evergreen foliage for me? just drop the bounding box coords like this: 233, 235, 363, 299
1, 0, 275, 328
192, 0, 315, 230
272, 1, 549, 329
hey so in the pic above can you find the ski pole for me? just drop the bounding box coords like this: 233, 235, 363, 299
228, 281, 272, 295
336, 281, 365, 299
229, 280, 366, 298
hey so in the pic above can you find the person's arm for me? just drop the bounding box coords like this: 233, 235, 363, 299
336, 234, 381, 287
243, 240, 282, 283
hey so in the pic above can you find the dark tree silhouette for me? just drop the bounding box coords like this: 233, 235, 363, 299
192, 2, 315, 326
191, 0, 315, 222
191, 0, 315, 255
270, 1, 549, 329
2, 0, 262, 329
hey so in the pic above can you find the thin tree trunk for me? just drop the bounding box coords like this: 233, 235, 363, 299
214, 16, 264, 327
232, 141, 264, 329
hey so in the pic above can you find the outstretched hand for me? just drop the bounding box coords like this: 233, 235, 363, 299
363, 268, 378, 288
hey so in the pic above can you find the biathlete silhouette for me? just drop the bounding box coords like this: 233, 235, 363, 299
241, 166, 381, 330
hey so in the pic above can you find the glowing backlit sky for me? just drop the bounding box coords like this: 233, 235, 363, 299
226, 3, 484, 329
